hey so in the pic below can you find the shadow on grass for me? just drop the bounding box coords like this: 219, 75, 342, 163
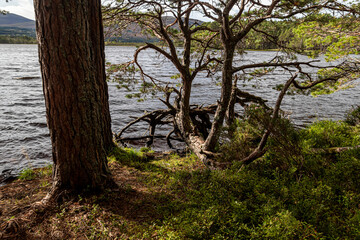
97, 147, 197, 222
2, 143, 360, 239
0, 147, 198, 239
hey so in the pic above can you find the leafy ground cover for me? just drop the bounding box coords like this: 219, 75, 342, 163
1, 112, 360, 239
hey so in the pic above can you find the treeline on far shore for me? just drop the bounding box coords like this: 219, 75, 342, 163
0, 36, 143, 45
0, 35, 37, 44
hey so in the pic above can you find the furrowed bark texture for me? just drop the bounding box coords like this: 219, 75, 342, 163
34, 0, 114, 191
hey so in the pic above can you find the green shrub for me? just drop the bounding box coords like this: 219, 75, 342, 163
151, 117, 360, 239
348, 210, 360, 237
217, 118, 262, 162
218, 105, 298, 162
155, 155, 360, 238
18, 168, 36, 180
106, 116, 360, 239
38, 164, 53, 177
251, 210, 322, 239
345, 105, 360, 126
301, 120, 357, 148
108, 147, 145, 164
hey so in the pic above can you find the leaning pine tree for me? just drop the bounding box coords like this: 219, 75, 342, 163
104, 0, 360, 168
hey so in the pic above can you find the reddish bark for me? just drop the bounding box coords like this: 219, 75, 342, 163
34, 0, 114, 192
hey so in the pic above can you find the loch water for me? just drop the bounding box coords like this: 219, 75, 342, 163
0, 44, 359, 176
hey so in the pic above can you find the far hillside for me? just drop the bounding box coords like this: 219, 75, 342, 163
0, 13, 35, 29
0, 13, 205, 44
0, 13, 36, 41
104, 16, 203, 44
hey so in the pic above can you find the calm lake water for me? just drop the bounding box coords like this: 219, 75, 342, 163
0, 44, 359, 176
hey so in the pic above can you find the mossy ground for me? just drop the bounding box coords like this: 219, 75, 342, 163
1, 119, 360, 239
0, 150, 205, 239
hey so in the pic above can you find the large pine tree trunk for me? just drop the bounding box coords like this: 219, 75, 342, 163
34, 0, 114, 193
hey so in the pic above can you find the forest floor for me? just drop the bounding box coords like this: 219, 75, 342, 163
0, 149, 205, 239
1, 124, 360, 240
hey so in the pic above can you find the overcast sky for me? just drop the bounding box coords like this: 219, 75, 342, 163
0, 0, 267, 22
0, 0, 35, 20
0, 0, 210, 22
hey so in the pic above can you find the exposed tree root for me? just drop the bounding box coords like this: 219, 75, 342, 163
1, 177, 119, 239
115, 80, 297, 169
115, 104, 217, 150
2, 199, 54, 238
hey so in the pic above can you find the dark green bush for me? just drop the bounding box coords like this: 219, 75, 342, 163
345, 105, 360, 126
301, 120, 358, 148
149, 118, 360, 239
108, 113, 360, 239
218, 105, 301, 165
150, 154, 360, 239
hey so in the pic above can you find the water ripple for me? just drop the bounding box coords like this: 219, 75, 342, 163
0, 44, 359, 175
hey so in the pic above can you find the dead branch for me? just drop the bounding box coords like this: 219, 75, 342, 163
236, 88, 269, 109
240, 73, 298, 164
311, 145, 360, 154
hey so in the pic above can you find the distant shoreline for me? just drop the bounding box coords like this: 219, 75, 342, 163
0, 42, 282, 54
